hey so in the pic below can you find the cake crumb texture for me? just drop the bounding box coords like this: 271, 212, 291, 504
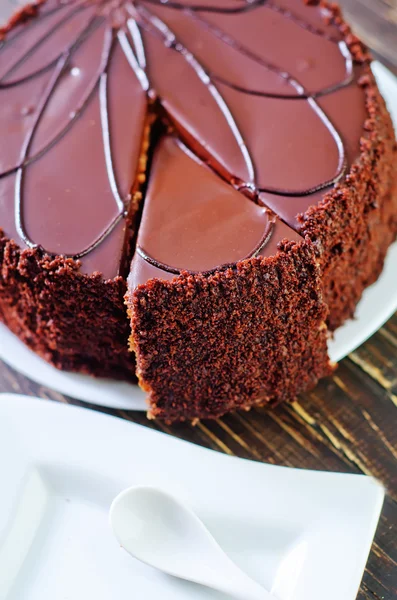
0, 234, 136, 381
128, 241, 333, 422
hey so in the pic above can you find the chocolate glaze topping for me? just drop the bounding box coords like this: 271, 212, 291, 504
0, 0, 148, 277
129, 136, 302, 286
0, 0, 367, 279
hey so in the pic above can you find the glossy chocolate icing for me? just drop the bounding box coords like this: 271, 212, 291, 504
129, 137, 302, 286
0, 0, 367, 279
0, 0, 148, 278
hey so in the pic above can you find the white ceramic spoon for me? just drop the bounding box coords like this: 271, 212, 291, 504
109, 485, 276, 600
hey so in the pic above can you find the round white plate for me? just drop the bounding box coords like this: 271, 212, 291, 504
0, 63, 396, 410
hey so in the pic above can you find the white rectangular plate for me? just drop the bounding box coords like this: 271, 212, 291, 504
0, 394, 384, 600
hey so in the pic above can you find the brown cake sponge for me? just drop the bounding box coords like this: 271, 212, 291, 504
0, 234, 136, 381
127, 240, 333, 422
302, 71, 397, 330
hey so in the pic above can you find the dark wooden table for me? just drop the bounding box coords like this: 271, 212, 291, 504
0, 1, 396, 599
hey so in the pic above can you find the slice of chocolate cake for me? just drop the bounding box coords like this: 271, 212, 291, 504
0, 0, 396, 421
126, 137, 332, 420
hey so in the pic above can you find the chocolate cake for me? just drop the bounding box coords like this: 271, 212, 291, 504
0, 0, 396, 420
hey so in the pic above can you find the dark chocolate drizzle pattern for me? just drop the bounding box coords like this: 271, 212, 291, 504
137, 0, 349, 195
136, 218, 275, 276
0, 0, 360, 275
1, 1, 149, 259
